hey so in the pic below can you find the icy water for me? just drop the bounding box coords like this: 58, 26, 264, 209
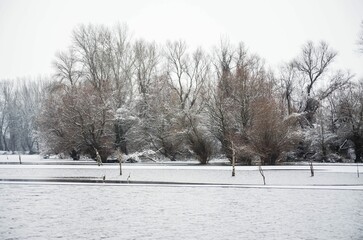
1, 156, 363, 239
1, 183, 363, 240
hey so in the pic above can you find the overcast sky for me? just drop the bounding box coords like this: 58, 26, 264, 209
0, 0, 362, 80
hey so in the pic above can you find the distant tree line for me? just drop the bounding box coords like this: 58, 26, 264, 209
0, 78, 47, 153
0, 23, 362, 164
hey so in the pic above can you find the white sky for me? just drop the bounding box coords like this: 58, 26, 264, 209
0, 0, 362, 80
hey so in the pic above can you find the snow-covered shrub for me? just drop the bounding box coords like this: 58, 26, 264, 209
235, 145, 261, 165
326, 153, 343, 163
187, 126, 215, 164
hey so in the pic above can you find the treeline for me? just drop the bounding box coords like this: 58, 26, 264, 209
0, 79, 47, 153
0, 23, 362, 164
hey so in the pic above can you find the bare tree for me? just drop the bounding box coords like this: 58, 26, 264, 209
134, 40, 159, 99
17, 79, 45, 153
72, 24, 113, 91
53, 48, 81, 86
208, 41, 245, 163
293, 41, 337, 98
249, 97, 298, 165
33, 24, 360, 165
0, 78, 47, 153
164, 40, 190, 111
144, 74, 185, 161
109, 23, 135, 108
164, 41, 210, 112
209, 41, 272, 164
56, 24, 137, 158
279, 62, 298, 115
213, 38, 234, 96
150, 41, 212, 161
293, 41, 352, 124
336, 81, 363, 162
39, 82, 115, 162
0, 81, 12, 151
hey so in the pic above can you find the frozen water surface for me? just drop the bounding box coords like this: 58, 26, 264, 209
1, 184, 363, 240
1, 155, 363, 239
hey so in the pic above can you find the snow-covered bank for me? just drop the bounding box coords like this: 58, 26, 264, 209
0, 157, 362, 187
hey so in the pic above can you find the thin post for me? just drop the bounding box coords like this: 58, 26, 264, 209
309, 161, 314, 177
259, 165, 266, 185
94, 148, 102, 166
127, 173, 131, 183
231, 141, 236, 177
19, 155, 22, 164
117, 150, 123, 176
357, 163, 360, 178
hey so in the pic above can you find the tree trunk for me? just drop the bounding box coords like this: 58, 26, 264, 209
267, 153, 278, 165
287, 97, 292, 115
3, 134, 8, 151
259, 165, 266, 185
115, 123, 128, 155
231, 141, 236, 177
310, 161, 314, 177
0, 130, 3, 151
304, 98, 320, 125
351, 133, 363, 163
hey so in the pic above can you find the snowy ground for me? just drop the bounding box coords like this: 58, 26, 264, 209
1, 154, 363, 239
1, 154, 362, 188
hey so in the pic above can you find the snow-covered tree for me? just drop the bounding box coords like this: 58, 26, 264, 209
16, 79, 45, 153
208, 41, 275, 164
33, 24, 358, 165
39, 82, 115, 162
335, 81, 363, 162
0, 78, 45, 153
43, 24, 136, 160
0, 81, 12, 151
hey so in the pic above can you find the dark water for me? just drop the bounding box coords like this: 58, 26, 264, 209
1, 183, 362, 240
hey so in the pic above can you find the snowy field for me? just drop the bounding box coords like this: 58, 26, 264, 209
1, 154, 363, 239
1, 154, 362, 187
